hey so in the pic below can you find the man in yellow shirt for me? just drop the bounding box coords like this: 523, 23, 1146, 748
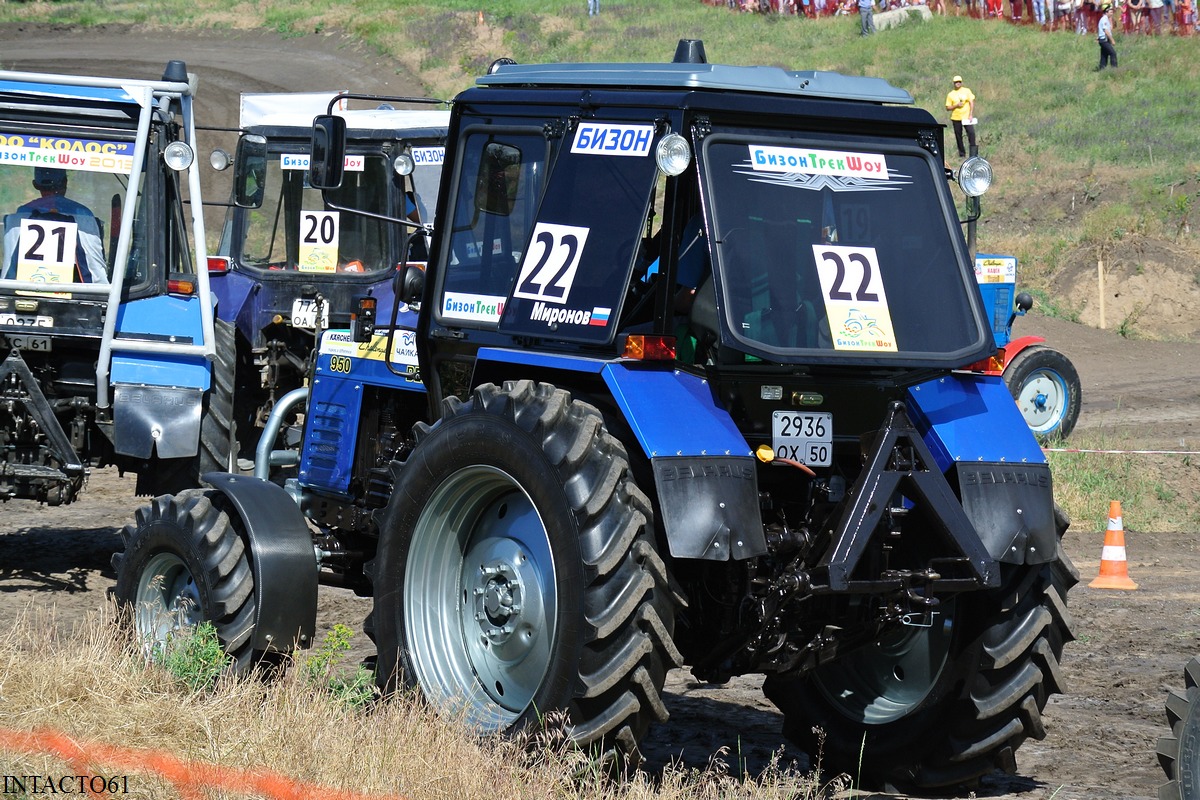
944, 75, 977, 158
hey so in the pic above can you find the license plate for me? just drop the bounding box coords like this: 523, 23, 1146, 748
771, 411, 833, 466
291, 298, 329, 329
0, 313, 52, 328
5, 335, 51, 352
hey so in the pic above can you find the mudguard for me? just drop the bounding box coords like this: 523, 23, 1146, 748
602, 363, 764, 561
112, 385, 202, 458
201, 472, 318, 652
908, 372, 1057, 565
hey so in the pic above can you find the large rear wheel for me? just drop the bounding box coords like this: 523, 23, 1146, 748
764, 524, 1077, 791
372, 380, 682, 761
1158, 656, 1200, 799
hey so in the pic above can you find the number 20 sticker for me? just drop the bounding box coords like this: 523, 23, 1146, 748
513, 222, 589, 304
812, 244, 897, 352
298, 210, 339, 273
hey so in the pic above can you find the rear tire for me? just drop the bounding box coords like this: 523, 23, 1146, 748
112, 489, 257, 671
198, 317, 237, 475
764, 517, 1077, 791
1004, 345, 1081, 442
139, 318, 238, 494
1158, 656, 1200, 800
372, 380, 682, 762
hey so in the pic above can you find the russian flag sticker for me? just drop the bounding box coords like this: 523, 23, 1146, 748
590, 307, 611, 326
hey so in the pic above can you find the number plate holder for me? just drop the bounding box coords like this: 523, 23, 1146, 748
291, 298, 329, 329
771, 411, 833, 467
0, 314, 53, 328
4, 334, 52, 352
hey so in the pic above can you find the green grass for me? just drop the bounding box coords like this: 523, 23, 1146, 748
2, 0, 1195, 306
1047, 430, 1200, 532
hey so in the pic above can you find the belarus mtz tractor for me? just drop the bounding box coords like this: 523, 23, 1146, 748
206, 93, 447, 469
1, 62, 229, 504
114, 42, 1077, 793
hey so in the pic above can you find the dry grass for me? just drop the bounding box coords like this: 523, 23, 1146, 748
0, 604, 828, 799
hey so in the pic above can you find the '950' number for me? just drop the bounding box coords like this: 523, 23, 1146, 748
328, 355, 353, 374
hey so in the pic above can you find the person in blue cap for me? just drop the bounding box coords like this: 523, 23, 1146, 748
3, 167, 107, 283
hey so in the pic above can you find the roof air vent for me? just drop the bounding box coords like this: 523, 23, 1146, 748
672, 39, 708, 65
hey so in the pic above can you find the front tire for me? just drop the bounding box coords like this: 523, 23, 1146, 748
1158, 657, 1200, 799
764, 528, 1077, 791
372, 380, 682, 761
1004, 345, 1081, 442
112, 489, 257, 670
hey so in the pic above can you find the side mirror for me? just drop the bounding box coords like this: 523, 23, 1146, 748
310, 115, 347, 190
401, 263, 426, 305
233, 134, 267, 209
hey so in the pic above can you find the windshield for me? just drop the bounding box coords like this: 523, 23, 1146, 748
702, 134, 988, 364
233, 149, 405, 275
0, 132, 145, 289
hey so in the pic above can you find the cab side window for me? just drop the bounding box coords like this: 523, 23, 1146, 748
438, 130, 547, 326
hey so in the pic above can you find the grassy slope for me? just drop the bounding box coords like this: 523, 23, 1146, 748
2, 1, 1196, 520
4, 0, 1196, 317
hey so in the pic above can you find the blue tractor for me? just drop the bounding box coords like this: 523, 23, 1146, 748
1, 62, 230, 504
114, 41, 1077, 792
969, 253, 1082, 442
206, 93, 448, 467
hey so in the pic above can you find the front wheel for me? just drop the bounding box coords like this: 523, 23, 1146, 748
112, 489, 258, 670
1004, 344, 1081, 442
764, 539, 1077, 792
1158, 656, 1200, 799
372, 380, 682, 761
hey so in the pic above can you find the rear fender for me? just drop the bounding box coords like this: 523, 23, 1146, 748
907, 372, 1056, 565
471, 350, 764, 562
200, 472, 318, 652
603, 363, 763, 561
996, 335, 1046, 375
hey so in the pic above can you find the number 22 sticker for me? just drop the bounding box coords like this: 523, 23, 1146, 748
812, 244, 897, 352
513, 222, 589, 304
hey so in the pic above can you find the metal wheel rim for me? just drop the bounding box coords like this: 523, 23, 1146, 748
404, 464, 557, 731
134, 552, 202, 652
1017, 368, 1068, 433
813, 608, 954, 724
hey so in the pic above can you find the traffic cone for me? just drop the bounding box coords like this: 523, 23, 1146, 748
1089, 500, 1138, 590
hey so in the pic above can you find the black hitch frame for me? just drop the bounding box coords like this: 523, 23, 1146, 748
809, 401, 999, 593
0, 349, 86, 501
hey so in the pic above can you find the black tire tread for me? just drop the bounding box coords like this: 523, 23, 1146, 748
1158, 655, 1200, 799
113, 489, 257, 669
374, 379, 682, 761
198, 317, 237, 475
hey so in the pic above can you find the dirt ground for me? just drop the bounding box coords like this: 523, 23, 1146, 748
3, 23, 1200, 800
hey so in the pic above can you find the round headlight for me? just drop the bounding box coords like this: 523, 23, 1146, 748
957, 156, 993, 197
393, 152, 415, 177
163, 140, 195, 172
655, 133, 691, 177
209, 148, 231, 171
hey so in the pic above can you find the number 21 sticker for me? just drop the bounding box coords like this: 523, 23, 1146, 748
513, 222, 589, 305
812, 244, 897, 352
17, 218, 77, 297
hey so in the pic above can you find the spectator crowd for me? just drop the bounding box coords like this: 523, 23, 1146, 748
701, 0, 1194, 34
